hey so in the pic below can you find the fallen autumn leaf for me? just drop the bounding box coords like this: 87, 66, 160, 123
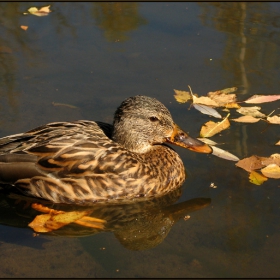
249, 171, 268, 185
231, 115, 261, 123
173, 89, 192, 103
26, 5, 51, 16
200, 114, 230, 137
261, 164, 280, 179
267, 115, 280, 124
244, 94, 280, 104
236, 106, 266, 118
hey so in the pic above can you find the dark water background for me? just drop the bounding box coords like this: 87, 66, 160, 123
0, 2, 279, 277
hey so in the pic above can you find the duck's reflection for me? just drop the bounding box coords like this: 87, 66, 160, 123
0, 187, 210, 251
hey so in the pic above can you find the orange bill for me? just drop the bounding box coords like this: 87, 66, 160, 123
166, 124, 212, 154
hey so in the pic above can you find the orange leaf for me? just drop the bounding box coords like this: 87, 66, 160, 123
20, 25, 28, 31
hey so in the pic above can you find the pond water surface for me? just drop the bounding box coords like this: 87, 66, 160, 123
0, 2, 279, 278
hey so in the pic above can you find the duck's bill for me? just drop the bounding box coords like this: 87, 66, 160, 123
166, 124, 212, 154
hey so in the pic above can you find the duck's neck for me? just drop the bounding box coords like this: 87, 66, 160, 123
112, 124, 152, 154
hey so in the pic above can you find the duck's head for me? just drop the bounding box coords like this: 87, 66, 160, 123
112, 95, 212, 154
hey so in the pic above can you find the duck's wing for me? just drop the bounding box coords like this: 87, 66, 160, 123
0, 121, 114, 184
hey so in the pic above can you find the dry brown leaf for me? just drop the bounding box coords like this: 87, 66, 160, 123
173, 89, 192, 103
20, 25, 28, 30
276, 140, 280, 145
231, 115, 261, 123
207, 93, 237, 107
261, 164, 280, 179
249, 171, 268, 185
236, 106, 266, 118
244, 94, 280, 104
200, 114, 230, 137
235, 155, 264, 172
267, 115, 280, 124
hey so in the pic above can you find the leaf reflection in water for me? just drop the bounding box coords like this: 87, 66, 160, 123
0, 187, 210, 251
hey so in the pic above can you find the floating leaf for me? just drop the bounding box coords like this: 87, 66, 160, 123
29, 210, 90, 232
197, 138, 218, 145
200, 114, 230, 137
211, 146, 239, 161
244, 94, 280, 104
224, 102, 241, 109
20, 25, 28, 31
207, 93, 237, 107
261, 154, 280, 167
235, 155, 264, 172
249, 171, 268, 185
236, 106, 266, 118
267, 115, 280, 124
193, 96, 219, 107
231, 115, 261, 123
208, 87, 238, 95
27, 5, 51, 16
198, 138, 239, 161
193, 104, 222, 118
173, 89, 192, 103
261, 164, 280, 179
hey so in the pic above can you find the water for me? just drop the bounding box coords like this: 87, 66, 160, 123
0, 2, 279, 277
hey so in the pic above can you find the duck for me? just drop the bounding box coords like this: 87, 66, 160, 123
0, 95, 212, 204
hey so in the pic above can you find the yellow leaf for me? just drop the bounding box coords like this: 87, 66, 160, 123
27, 5, 51, 16
276, 140, 280, 145
200, 114, 230, 138
236, 106, 266, 118
224, 102, 240, 109
249, 171, 268, 185
261, 164, 280, 179
173, 89, 191, 103
193, 96, 219, 107
27, 7, 38, 13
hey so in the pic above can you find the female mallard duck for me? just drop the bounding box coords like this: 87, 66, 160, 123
0, 95, 212, 204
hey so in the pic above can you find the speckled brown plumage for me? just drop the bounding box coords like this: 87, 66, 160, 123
0, 95, 212, 204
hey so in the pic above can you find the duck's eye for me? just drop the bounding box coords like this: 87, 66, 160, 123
149, 116, 159, 122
